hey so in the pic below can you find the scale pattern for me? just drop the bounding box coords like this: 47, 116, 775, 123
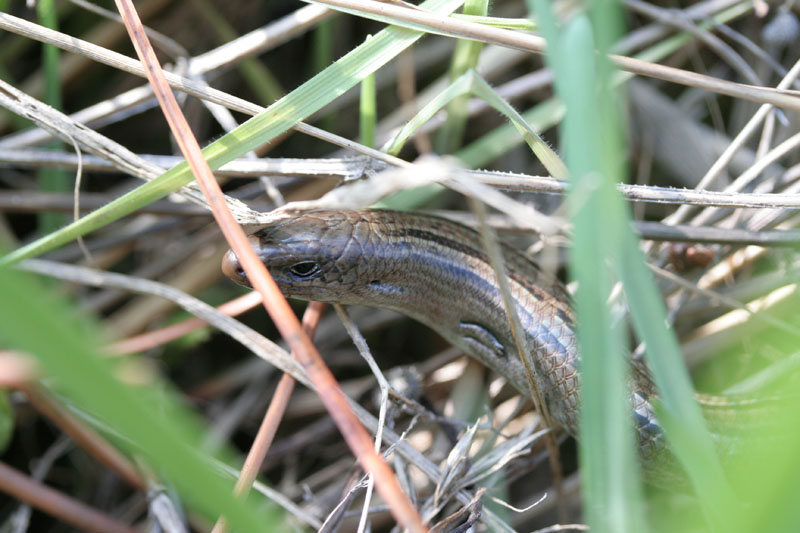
223, 210, 671, 460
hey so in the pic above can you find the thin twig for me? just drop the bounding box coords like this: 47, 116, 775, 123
108, 291, 263, 355
212, 302, 326, 533
650, 263, 800, 338
112, 1, 427, 529
21, 385, 145, 490
18, 258, 305, 381
16, 259, 513, 527
664, 56, 800, 225
0, 4, 331, 149
306, 0, 800, 110
0, 149, 381, 180
0, 461, 138, 533
469, 197, 566, 520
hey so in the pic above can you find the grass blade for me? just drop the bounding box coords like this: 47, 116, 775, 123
0, 264, 282, 530
530, 2, 646, 531
0, 0, 465, 266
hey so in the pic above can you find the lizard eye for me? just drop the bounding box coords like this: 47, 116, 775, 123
288, 261, 321, 280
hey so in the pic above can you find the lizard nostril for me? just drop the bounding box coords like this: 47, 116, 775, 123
222, 250, 245, 282
223, 236, 264, 286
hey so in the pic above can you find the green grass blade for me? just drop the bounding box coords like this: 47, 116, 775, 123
532, 0, 739, 529
531, 3, 645, 532
385, 70, 565, 177
455, 2, 751, 170
468, 73, 566, 178
449, 13, 537, 30
36, 0, 68, 233
618, 231, 739, 524
436, 0, 489, 152
456, 97, 564, 168
0, 265, 284, 530
0, 390, 13, 454
383, 72, 474, 155
360, 72, 376, 147
311, 17, 338, 131
373, 183, 445, 210
0, 0, 465, 267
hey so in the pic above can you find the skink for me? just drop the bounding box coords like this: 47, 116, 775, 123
221, 209, 746, 474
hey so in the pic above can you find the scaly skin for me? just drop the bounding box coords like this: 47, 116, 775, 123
222, 209, 671, 463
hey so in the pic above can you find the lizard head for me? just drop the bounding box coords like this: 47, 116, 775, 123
222, 210, 372, 303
